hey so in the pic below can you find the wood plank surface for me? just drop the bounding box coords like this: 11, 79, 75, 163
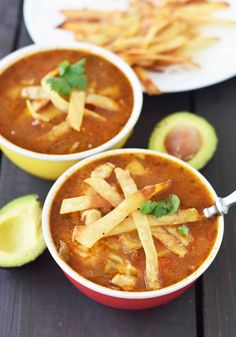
0, 0, 21, 58
194, 78, 236, 337
0, 3, 198, 336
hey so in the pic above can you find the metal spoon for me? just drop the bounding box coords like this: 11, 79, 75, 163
203, 191, 236, 218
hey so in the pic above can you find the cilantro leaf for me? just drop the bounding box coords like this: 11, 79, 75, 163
46, 77, 71, 96
46, 59, 88, 96
64, 72, 88, 90
140, 200, 157, 215
140, 194, 180, 218
153, 203, 169, 218
177, 225, 189, 236
59, 60, 70, 76
168, 194, 180, 214
70, 58, 87, 74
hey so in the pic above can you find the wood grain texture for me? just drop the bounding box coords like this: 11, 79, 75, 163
194, 78, 236, 337
0, 0, 21, 58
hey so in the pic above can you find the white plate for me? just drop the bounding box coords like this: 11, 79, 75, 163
23, 0, 236, 93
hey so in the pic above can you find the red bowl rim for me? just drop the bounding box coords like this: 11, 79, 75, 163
42, 148, 224, 299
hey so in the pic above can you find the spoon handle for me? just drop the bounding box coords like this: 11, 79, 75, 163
204, 191, 236, 218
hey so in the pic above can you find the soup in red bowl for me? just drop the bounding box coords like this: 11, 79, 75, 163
42, 149, 223, 309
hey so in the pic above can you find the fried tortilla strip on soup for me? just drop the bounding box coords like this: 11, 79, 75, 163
105, 208, 202, 237
60, 195, 110, 214
74, 180, 172, 248
85, 177, 123, 207
114, 167, 160, 290
151, 227, 187, 258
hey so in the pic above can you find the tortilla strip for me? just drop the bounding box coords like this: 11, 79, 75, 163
38, 120, 71, 142
115, 167, 160, 289
60, 195, 110, 214
99, 85, 120, 99
84, 109, 106, 122
133, 66, 160, 95
119, 230, 187, 257
152, 227, 187, 257
125, 160, 145, 175
61, 9, 115, 20
85, 177, 123, 207
106, 208, 201, 237
31, 99, 50, 112
67, 91, 86, 131
26, 99, 50, 122
91, 162, 115, 179
74, 180, 172, 248
41, 69, 69, 112
86, 94, 119, 111
165, 226, 194, 246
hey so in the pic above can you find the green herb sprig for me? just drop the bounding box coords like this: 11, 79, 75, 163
140, 194, 180, 218
46, 59, 88, 96
177, 225, 189, 236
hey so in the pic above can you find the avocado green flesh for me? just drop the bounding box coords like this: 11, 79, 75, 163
0, 194, 46, 267
148, 112, 218, 170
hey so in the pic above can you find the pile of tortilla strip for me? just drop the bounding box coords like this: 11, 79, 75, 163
58, 0, 236, 95
59, 160, 204, 291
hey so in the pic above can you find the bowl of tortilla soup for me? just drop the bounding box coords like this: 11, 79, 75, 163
0, 44, 142, 179
42, 148, 223, 309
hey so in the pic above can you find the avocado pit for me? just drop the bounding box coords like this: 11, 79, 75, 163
165, 125, 202, 161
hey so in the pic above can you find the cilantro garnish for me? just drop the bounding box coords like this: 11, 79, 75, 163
140, 194, 180, 218
46, 59, 88, 96
177, 225, 189, 236
140, 200, 157, 215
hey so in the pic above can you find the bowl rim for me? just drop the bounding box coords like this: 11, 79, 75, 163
42, 148, 224, 299
0, 43, 143, 162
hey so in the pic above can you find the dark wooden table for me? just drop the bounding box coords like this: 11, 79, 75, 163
0, 1, 236, 336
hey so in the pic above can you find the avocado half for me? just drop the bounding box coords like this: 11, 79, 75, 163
0, 194, 46, 267
148, 112, 218, 170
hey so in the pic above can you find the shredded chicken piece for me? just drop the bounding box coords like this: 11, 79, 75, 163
91, 162, 115, 179
119, 232, 142, 254
105, 253, 138, 276
58, 240, 70, 262
111, 274, 137, 291
81, 209, 102, 225
72, 242, 103, 265
21, 86, 49, 100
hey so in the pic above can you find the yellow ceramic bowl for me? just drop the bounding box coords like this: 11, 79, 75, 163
0, 43, 143, 180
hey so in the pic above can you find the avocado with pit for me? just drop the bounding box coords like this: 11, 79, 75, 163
0, 194, 46, 267
148, 112, 218, 170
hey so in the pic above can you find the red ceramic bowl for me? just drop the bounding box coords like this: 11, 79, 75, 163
42, 149, 224, 310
